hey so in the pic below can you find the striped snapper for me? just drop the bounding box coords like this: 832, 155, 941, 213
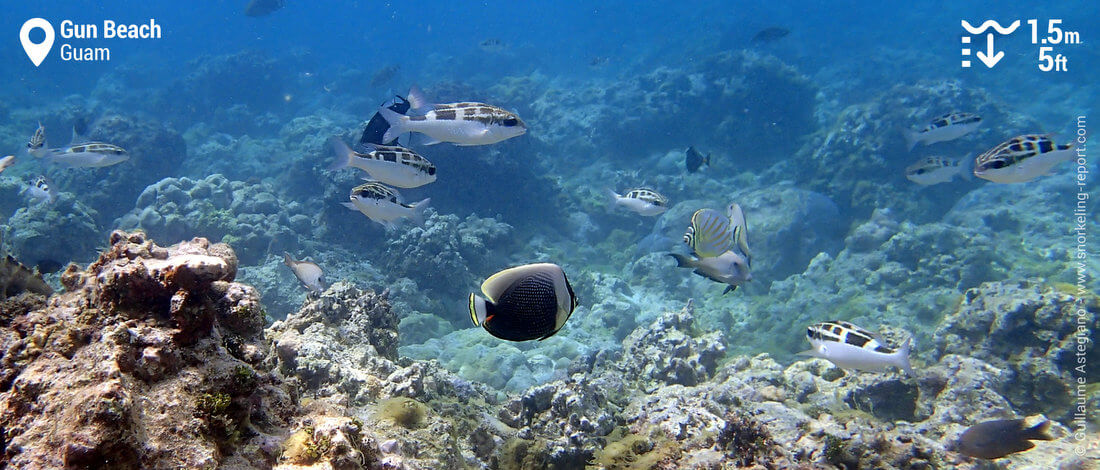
607, 187, 668, 216
683, 208, 732, 258
905, 156, 970, 185
903, 112, 981, 151
798, 321, 914, 376
342, 182, 430, 230
380, 86, 526, 146
973, 134, 1075, 183
329, 137, 436, 188
27, 123, 128, 168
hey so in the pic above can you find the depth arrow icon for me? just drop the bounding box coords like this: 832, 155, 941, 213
975, 33, 1004, 68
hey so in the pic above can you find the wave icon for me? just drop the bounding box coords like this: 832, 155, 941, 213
961, 20, 1020, 35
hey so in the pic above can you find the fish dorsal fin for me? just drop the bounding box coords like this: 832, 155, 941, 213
407, 85, 432, 113
480, 263, 559, 302
69, 125, 90, 145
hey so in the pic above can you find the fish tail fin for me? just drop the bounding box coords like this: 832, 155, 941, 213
410, 198, 431, 226
604, 188, 620, 212
327, 137, 354, 171
407, 85, 430, 112
1023, 420, 1054, 441
958, 154, 974, 181
704, 153, 712, 167
667, 253, 693, 268
896, 337, 915, 376
379, 107, 409, 144
469, 294, 490, 326
903, 129, 920, 152
282, 252, 294, 267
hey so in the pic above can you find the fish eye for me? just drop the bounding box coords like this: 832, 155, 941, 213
986, 160, 1008, 169
502, 117, 518, 127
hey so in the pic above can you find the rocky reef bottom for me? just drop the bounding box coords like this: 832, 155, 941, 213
0, 232, 1096, 469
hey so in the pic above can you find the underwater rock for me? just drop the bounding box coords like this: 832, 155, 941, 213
4, 191, 102, 271
737, 185, 845, 280
620, 303, 726, 387
116, 174, 305, 264
0, 230, 300, 468
933, 280, 1100, 422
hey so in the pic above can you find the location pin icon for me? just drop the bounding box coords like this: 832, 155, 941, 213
20, 18, 55, 67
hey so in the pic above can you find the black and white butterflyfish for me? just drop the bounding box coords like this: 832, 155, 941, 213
469, 263, 578, 342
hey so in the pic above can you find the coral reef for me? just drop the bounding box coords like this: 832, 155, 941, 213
0, 231, 299, 468
3, 191, 102, 271
115, 174, 309, 264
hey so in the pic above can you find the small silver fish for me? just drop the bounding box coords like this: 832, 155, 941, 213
329, 138, 436, 188
28, 124, 129, 168
607, 188, 668, 216
479, 38, 507, 52
21, 175, 55, 205
0, 155, 14, 174
342, 182, 430, 230
798, 321, 914, 375
905, 156, 970, 185
974, 134, 1075, 183
283, 252, 324, 293
380, 87, 526, 146
668, 250, 751, 294
904, 112, 981, 151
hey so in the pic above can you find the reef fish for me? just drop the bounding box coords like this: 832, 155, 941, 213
0, 155, 14, 174
22, 176, 55, 205
905, 156, 970, 185
683, 208, 732, 258
370, 65, 400, 87
361, 96, 411, 146
798, 321, 914, 375
956, 419, 1052, 460
903, 112, 981, 151
607, 188, 668, 216
0, 254, 53, 298
469, 263, 578, 342
244, 0, 285, 17
751, 26, 790, 43
329, 138, 436, 188
283, 252, 323, 293
342, 182, 430, 230
685, 146, 711, 173
380, 87, 527, 146
668, 251, 751, 294
28, 124, 128, 168
973, 134, 1075, 183
479, 38, 507, 52
727, 203, 752, 266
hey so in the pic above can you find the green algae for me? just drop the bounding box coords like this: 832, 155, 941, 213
375, 397, 429, 429
591, 427, 678, 470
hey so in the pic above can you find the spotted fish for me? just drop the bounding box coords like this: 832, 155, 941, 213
342, 182, 430, 230
607, 188, 668, 216
329, 137, 436, 188
799, 321, 914, 375
973, 134, 1075, 183
905, 156, 970, 185
683, 208, 732, 258
380, 86, 526, 146
27, 123, 128, 168
904, 112, 981, 151
469, 263, 578, 341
